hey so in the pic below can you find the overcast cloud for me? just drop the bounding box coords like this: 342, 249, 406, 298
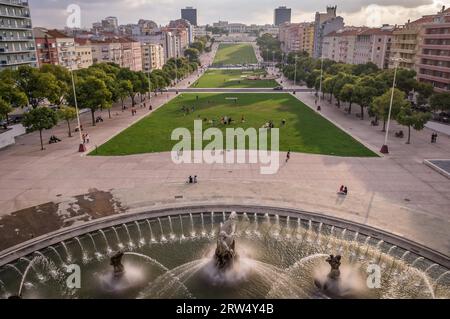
29, 0, 447, 28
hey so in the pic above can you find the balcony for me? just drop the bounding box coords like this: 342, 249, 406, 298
0, 11, 31, 19
418, 73, 450, 84
417, 53, 450, 62
0, 47, 35, 54
0, 23, 32, 30
0, 1, 29, 8
393, 39, 417, 45
392, 48, 416, 55
0, 60, 35, 67
418, 63, 450, 73
0, 35, 32, 42
423, 33, 450, 39
419, 44, 449, 50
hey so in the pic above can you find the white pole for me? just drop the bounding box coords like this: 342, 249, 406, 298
384, 64, 398, 147
318, 52, 324, 107
70, 69, 84, 151
147, 69, 152, 103
293, 55, 298, 89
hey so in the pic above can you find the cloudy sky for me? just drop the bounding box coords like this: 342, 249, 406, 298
29, 0, 447, 28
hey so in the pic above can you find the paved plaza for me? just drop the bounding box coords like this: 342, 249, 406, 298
0, 44, 449, 258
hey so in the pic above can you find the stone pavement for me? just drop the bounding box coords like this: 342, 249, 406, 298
0, 47, 449, 256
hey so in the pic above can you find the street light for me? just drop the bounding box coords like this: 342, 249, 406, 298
146, 68, 152, 108
69, 61, 86, 153
318, 51, 325, 111
380, 57, 407, 154
293, 54, 298, 89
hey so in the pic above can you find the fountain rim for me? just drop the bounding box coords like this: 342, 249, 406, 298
0, 204, 448, 269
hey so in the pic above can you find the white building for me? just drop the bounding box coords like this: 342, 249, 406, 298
141, 43, 165, 72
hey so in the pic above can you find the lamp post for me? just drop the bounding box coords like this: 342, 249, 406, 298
318, 51, 325, 110
380, 58, 406, 154
175, 53, 179, 85
293, 54, 298, 89
147, 68, 152, 107
69, 59, 86, 153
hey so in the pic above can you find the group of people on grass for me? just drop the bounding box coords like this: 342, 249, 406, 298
187, 175, 198, 184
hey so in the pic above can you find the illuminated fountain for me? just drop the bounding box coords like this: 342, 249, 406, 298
0, 209, 448, 299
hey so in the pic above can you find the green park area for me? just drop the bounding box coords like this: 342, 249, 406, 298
92, 93, 377, 157
212, 43, 258, 66
191, 69, 278, 88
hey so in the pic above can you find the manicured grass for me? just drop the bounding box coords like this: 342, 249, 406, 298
212, 43, 258, 66
92, 93, 377, 157
191, 69, 278, 88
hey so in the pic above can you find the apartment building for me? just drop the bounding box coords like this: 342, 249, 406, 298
313, 6, 344, 58
279, 22, 315, 56
389, 18, 429, 70
141, 43, 165, 72
416, 7, 450, 93
353, 26, 394, 69
74, 44, 93, 69
83, 37, 142, 71
322, 29, 363, 64
0, 0, 36, 69
33, 28, 58, 67
322, 25, 394, 69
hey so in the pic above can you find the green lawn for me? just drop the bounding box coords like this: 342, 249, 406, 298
212, 43, 258, 66
191, 69, 278, 88
92, 93, 377, 157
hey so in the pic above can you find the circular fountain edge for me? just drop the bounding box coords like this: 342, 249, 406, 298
0, 204, 448, 269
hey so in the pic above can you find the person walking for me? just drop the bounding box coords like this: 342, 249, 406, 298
286, 150, 291, 163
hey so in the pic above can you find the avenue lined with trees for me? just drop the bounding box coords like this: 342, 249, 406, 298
0, 50, 202, 149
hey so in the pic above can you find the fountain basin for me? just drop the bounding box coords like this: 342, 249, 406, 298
0, 205, 448, 299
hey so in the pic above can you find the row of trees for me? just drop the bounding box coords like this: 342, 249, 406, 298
256, 34, 282, 62
184, 37, 210, 63
0, 55, 200, 150
281, 51, 450, 143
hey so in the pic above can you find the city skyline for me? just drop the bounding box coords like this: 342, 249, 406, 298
29, 0, 447, 29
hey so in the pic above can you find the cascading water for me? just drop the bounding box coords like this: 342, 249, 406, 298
0, 211, 448, 299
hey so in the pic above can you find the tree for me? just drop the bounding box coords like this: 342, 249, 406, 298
40, 64, 71, 105
339, 84, 356, 114
430, 92, 450, 112
353, 62, 379, 76
22, 107, 58, 150
117, 69, 141, 107
184, 48, 200, 63
190, 41, 205, 53
0, 81, 28, 123
322, 75, 339, 104
74, 77, 112, 126
371, 89, 410, 131
0, 98, 12, 124
57, 106, 77, 137
15, 66, 61, 108
117, 80, 133, 110
397, 106, 432, 144
353, 76, 380, 120
334, 73, 356, 107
